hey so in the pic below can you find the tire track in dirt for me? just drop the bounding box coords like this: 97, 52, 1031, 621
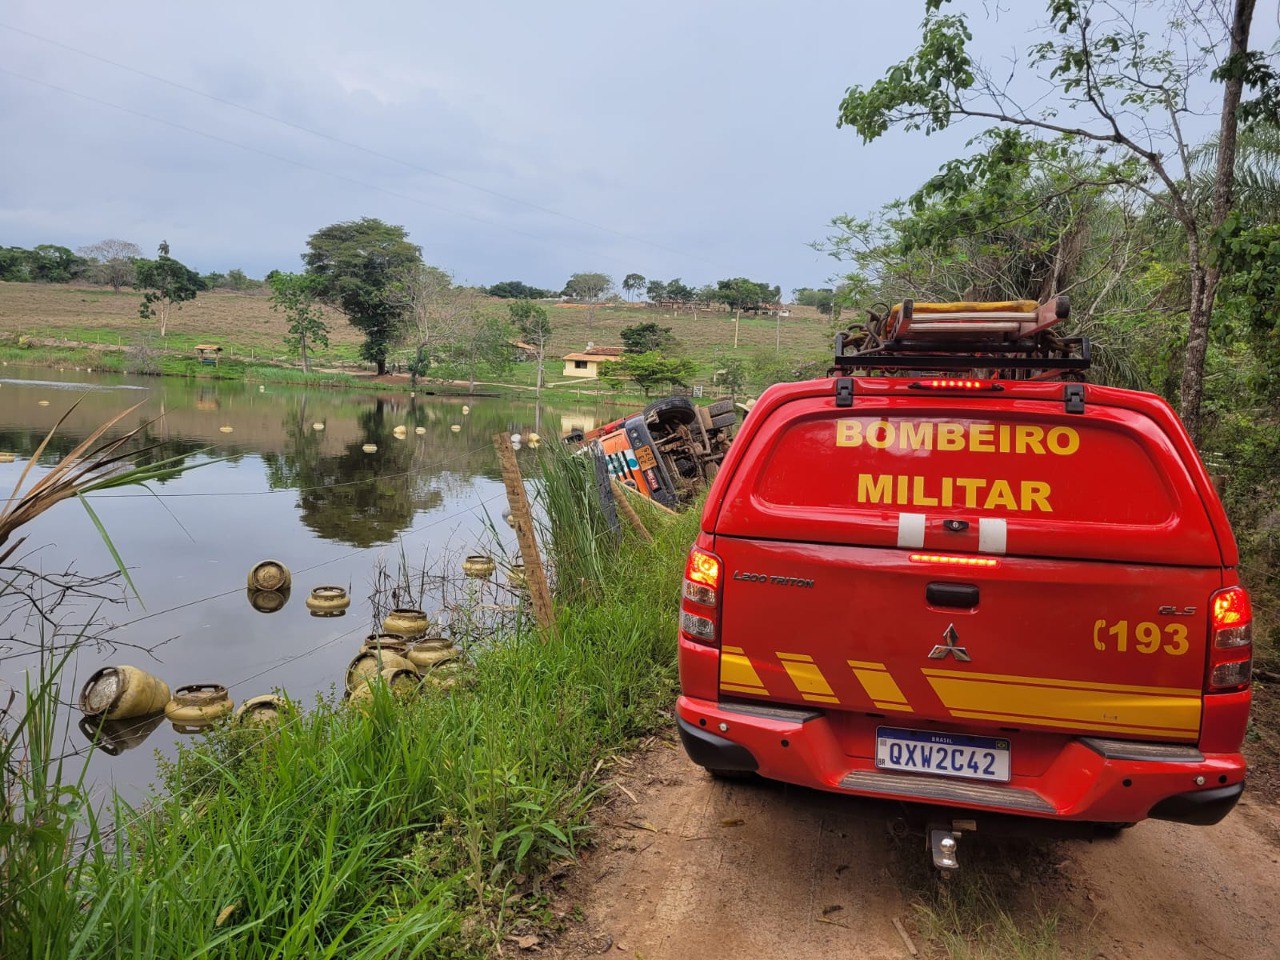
552, 738, 1280, 960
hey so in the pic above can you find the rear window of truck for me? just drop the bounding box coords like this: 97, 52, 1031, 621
716, 399, 1221, 566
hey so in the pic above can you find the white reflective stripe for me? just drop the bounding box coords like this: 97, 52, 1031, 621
897, 512, 926, 549
979, 518, 1007, 555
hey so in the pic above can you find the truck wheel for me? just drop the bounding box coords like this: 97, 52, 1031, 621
710, 411, 737, 429
644, 396, 697, 428
707, 399, 735, 417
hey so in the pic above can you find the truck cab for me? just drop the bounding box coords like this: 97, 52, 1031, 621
676, 299, 1251, 850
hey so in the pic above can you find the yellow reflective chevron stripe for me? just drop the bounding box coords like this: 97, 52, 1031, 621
720, 645, 769, 697
776, 652, 840, 704
924, 669, 1199, 738
848, 660, 914, 712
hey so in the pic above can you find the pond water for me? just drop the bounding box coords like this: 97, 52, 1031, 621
0, 367, 614, 802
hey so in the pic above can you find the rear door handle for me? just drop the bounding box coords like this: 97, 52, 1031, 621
926, 582, 979, 609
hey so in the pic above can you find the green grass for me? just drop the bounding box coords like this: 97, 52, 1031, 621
892, 834, 1089, 960
0, 473, 698, 958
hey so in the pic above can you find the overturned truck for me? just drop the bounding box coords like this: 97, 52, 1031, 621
565, 396, 738, 509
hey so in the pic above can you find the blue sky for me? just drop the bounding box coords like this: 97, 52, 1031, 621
0, 1, 1268, 294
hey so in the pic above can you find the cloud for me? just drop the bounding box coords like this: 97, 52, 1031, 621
2, 0, 1262, 295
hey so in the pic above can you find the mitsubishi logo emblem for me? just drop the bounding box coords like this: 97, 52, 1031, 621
928, 623, 971, 661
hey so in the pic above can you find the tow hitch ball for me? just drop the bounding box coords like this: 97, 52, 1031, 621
928, 819, 975, 872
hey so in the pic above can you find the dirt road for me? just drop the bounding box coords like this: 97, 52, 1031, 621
552, 738, 1280, 960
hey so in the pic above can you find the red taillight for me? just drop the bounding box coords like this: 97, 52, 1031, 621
909, 552, 1000, 568
1208, 586, 1252, 692
681, 546, 722, 646
686, 548, 720, 591
911, 379, 1003, 392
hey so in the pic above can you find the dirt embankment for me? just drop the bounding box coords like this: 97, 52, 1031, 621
549, 739, 1280, 960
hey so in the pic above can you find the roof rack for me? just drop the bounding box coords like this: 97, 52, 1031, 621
832, 296, 1090, 378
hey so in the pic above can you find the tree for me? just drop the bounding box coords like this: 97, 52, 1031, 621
509, 299, 552, 394
562, 272, 613, 301
620, 321, 676, 354
225, 268, 255, 291
79, 239, 142, 293
665, 278, 695, 303
622, 273, 646, 300
602, 350, 698, 397
712, 278, 773, 313
443, 313, 514, 393
645, 279, 668, 302
269, 272, 329, 373
713, 351, 751, 398
835, 0, 1268, 440
394, 264, 484, 385
487, 279, 555, 299
303, 218, 422, 375
135, 245, 202, 336
28, 245, 88, 283
793, 287, 835, 315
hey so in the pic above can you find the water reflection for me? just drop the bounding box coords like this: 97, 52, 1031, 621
264, 398, 447, 547
78, 712, 166, 756
0, 366, 620, 802
0, 371, 605, 550
247, 587, 290, 613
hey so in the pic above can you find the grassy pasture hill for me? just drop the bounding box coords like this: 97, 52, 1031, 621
0, 282, 833, 389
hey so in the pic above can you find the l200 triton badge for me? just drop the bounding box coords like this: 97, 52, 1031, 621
928, 623, 971, 661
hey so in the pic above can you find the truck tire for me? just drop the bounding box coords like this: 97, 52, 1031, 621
644, 396, 697, 428
710, 411, 737, 429
707, 399, 735, 417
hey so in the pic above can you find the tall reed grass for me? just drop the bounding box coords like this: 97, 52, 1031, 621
0, 448, 697, 958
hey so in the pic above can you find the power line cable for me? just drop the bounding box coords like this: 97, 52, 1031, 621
0, 482, 648, 909
102, 485, 511, 634
0, 21, 724, 270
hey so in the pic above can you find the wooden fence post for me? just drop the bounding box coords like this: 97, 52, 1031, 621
493, 433, 556, 637
610, 480, 652, 542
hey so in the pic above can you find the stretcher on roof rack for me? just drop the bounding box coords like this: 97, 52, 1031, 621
833, 296, 1089, 376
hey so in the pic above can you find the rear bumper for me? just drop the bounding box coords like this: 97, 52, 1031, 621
676, 695, 1246, 825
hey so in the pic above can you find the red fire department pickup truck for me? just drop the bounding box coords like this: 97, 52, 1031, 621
676, 298, 1250, 868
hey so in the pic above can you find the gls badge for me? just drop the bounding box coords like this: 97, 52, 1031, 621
928, 623, 971, 662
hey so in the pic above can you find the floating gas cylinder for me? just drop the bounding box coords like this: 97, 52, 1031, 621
345, 649, 416, 692
248, 560, 291, 592
164, 683, 233, 725
382, 608, 432, 639
306, 586, 350, 616
407, 637, 458, 669
79, 666, 171, 720
234, 694, 290, 725
462, 554, 496, 580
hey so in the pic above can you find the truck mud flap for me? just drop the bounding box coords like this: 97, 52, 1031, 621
1147, 781, 1244, 826
677, 716, 759, 773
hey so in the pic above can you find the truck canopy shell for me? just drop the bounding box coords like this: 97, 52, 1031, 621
704, 379, 1235, 569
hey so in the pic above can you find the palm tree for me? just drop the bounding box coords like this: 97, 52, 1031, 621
1191, 123, 1280, 213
